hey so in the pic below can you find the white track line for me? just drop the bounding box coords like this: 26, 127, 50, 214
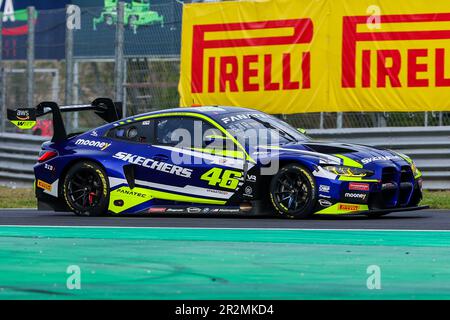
0, 224, 448, 232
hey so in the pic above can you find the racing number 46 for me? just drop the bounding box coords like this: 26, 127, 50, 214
201, 168, 242, 190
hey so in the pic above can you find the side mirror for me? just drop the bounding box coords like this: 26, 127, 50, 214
297, 128, 307, 134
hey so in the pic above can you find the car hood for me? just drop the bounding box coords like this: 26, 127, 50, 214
252, 140, 410, 169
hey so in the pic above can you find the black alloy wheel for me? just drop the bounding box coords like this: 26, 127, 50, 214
63, 161, 109, 216
270, 164, 317, 218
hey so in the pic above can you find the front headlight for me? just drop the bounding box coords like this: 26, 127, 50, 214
322, 165, 374, 177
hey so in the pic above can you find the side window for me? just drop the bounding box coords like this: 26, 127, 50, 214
107, 120, 154, 144
154, 117, 224, 148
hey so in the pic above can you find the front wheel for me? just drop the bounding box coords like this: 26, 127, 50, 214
62, 161, 109, 216
269, 164, 317, 219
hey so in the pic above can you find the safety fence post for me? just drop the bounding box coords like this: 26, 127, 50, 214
27, 7, 35, 109
114, 1, 125, 116
65, 5, 75, 132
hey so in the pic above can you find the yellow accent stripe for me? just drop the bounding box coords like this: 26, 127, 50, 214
109, 186, 226, 214
338, 176, 379, 182
334, 154, 363, 168
135, 112, 255, 163
190, 147, 245, 159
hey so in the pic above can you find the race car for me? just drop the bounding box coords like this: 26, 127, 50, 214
7, 99, 427, 218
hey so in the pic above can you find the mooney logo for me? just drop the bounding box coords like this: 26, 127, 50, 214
191, 19, 313, 94
75, 139, 111, 151
342, 13, 450, 88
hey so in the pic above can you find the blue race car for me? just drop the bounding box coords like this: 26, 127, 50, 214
7, 99, 427, 218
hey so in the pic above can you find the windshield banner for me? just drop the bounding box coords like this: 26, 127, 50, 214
179, 0, 450, 113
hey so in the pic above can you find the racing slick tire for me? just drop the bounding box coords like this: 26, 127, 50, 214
62, 161, 109, 217
269, 164, 317, 219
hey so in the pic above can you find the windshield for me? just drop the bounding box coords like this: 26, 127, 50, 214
218, 112, 309, 147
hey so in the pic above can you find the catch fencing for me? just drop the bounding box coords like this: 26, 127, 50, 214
0, 1, 449, 138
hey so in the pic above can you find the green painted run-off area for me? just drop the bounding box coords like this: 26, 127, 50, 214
0, 226, 449, 299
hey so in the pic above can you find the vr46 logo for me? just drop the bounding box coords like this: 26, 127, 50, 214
201, 168, 242, 190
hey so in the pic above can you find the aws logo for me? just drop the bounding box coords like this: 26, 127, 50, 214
16, 109, 30, 121
1, 0, 38, 36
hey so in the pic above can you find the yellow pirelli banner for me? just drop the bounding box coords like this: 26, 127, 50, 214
179, 0, 450, 113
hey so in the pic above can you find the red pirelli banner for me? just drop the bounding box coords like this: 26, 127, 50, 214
179, 0, 450, 113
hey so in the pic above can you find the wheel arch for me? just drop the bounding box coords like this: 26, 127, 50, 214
256, 157, 318, 213
258, 157, 318, 194
58, 157, 109, 197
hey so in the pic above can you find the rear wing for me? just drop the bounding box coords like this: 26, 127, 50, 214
7, 98, 122, 143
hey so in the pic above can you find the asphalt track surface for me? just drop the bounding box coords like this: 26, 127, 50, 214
1, 209, 450, 299
0, 209, 449, 230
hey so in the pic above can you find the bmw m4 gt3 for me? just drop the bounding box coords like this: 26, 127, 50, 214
8, 99, 427, 218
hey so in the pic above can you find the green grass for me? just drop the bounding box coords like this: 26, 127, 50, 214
0, 187, 36, 209
422, 191, 450, 210
0, 187, 448, 210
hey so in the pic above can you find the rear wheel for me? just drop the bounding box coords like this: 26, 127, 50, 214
63, 161, 109, 216
269, 164, 317, 219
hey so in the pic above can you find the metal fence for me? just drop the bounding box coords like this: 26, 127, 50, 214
2, 126, 449, 190
0, 2, 449, 138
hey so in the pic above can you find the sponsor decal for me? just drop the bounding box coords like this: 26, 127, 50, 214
319, 194, 331, 199
342, 13, 450, 90
202, 208, 211, 213
246, 175, 257, 182
190, 19, 312, 95
180, 1, 450, 113
245, 186, 253, 195
319, 185, 331, 193
117, 189, 148, 198
166, 208, 185, 213
90, 130, 99, 137
113, 152, 193, 178
220, 113, 271, 125
44, 163, 55, 172
75, 139, 111, 151
344, 192, 367, 200
318, 199, 332, 207
142, 121, 151, 126
218, 208, 241, 214
187, 207, 202, 214
37, 180, 52, 192
361, 155, 400, 165
16, 109, 30, 121
148, 207, 167, 213
205, 188, 230, 196
338, 204, 361, 211
349, 182, 370, 191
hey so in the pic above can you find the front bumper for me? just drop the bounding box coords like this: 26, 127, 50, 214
359, 205, 429, 216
